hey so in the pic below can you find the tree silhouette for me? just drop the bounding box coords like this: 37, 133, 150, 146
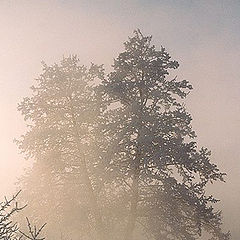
16, 56, 106, 240
19, 218, 46, 240
99, 29, 230, 240
17, 30, 229, 240
0, 191, 25, 240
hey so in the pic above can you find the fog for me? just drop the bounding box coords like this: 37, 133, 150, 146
0, 0, 239, 239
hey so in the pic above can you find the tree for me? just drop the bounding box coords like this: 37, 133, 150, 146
16, 56, 106, 240
0, 191, 25, 240
17, 31, 229, 240
99, 29, 230, 240
0, 191, 46, 240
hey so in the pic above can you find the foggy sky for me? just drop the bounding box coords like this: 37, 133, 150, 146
0, 0, 239, 238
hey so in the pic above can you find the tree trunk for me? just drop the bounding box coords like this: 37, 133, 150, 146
81, 164, 106, 240
68, 97, 106, 240
123, 167, 140, 240
124, 82, 144, 240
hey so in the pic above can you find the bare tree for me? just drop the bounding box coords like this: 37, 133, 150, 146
0, 191, 26, 240
19, 218, 46, 240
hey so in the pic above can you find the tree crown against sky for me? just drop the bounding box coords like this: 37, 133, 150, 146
16, 30, 229, 240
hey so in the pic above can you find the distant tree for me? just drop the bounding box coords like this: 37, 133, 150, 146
17, 31, 229, 240
16, 56, 106, 240
99, 30, 230, 240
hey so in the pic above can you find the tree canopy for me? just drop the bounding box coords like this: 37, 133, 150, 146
16, 30, 229, 240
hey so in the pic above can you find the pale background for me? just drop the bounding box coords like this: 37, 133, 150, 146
0, 0, 239, 238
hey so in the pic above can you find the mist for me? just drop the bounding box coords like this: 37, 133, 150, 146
0, 1, 239, 239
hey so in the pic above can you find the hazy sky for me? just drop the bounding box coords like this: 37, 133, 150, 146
0, 0, 239, 238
